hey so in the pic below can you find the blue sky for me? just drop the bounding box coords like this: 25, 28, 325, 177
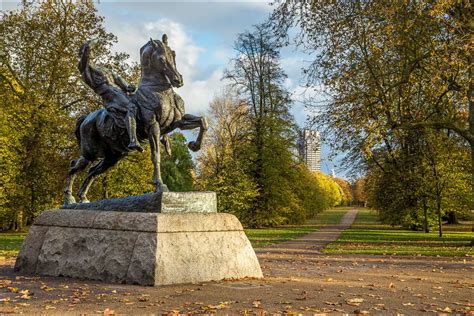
2, 0, 347, 177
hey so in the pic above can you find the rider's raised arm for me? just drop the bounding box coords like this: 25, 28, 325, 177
78, 42, 98, 90
78, 42, 90, 74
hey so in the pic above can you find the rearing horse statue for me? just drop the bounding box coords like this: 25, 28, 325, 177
63, 34, 207, 205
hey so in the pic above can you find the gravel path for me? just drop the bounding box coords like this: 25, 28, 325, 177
256, 209, 359, 256
1, 208, 472, 314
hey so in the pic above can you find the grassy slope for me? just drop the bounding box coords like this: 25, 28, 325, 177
0, 232, 27, 260
245, 208, 350, 247
324, 209, 473, 257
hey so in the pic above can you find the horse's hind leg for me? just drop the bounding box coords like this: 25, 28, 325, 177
62, 156, 90, 206
77, 154, 121, 203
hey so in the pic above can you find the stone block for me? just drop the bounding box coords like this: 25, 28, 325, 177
14, 225, 49, 274
15, 208, 262, 286
61, 191, 217, 213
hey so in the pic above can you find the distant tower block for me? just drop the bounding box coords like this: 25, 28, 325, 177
299, 129, 321, 172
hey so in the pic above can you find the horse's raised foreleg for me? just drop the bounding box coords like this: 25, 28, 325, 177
62, 156, 90, 206
169, 114, 208, 151
149, 123, 169, 192
77, 154, 121, 203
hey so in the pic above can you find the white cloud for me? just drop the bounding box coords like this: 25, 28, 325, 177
179, 68, 227, 115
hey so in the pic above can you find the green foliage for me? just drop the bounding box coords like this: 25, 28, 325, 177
1, 0, 117, 229
365, 131, 472, 233
201, 162, 258, 227
160, 133, 195, 192
196, 89, 344, 227
195, 21, 347, 227
0, 2, 195, 229
269, 1, 473, 233
334, 177, 353, 206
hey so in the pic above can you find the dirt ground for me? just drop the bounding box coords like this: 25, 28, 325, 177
1, 209, 472, 315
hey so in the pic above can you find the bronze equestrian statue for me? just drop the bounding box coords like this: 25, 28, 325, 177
63, 34, 208, 205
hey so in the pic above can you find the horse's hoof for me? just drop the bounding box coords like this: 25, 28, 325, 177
62, 195, 76, 207
187, 141, 200, 152
79, 198, 90, 204
155, 183, 169, 192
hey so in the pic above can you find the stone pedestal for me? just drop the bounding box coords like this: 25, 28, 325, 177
14, 195, 263, 285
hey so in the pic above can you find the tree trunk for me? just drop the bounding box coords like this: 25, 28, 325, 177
446, 211, 458, 224
471, 144, 474, 245
422, 199, 429, 233
437, 199, 442, 237
15, 210, 23, 231
471, 144, 474, 209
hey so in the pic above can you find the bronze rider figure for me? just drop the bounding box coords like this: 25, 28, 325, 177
78, 39, 143, 152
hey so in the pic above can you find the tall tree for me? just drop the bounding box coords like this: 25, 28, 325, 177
0, 0, 120, 228
196, 89, 258, 225
269, 0, 473, 201
224, 25, 301, 226
0, 1, 194, 229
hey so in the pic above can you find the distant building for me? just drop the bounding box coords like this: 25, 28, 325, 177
298, 129, 321, 172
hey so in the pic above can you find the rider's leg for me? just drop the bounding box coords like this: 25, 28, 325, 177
125, 103, 144, 152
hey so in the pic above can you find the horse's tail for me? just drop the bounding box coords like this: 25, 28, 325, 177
75, 115, 87, 145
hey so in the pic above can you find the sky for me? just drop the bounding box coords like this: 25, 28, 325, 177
2, 0, 347, 177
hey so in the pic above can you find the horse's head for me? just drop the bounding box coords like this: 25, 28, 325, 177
140, 34, 183, 88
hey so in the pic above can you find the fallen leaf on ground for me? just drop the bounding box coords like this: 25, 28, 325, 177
40, 285, 55, 292
7, 287, 19, 293
252, 300, 261, 308
346, 298, 364, 306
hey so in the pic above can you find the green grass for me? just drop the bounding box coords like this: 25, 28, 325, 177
0, 232, 27, 260
245, 208, 349, 247
324, 209, 473, 257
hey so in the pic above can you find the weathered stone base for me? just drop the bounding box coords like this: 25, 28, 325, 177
14, 210, 263, 286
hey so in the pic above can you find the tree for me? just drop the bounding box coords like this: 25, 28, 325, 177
365, 129, 471, 234
160, 133, 195, 192
0, 0, 120, 229
224, 25, 305, 226
196, 89, 258, 225
334, 177, 353, 206
196, 88, 337, 226
0, 1, 195, 230
269, 0, 473, 208
352, 178, 368, 207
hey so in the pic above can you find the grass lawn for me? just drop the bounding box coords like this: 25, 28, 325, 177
324, 209, 473, 257
0, 232, 27, 260
245, 208, 350, 247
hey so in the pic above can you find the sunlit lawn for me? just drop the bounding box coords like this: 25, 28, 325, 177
245, 208, 350, 247
0, 232, 27, 260
324, 209, 473, 257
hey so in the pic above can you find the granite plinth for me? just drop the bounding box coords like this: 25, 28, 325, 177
14, 209, 263, 286
61, 192, 217, 213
